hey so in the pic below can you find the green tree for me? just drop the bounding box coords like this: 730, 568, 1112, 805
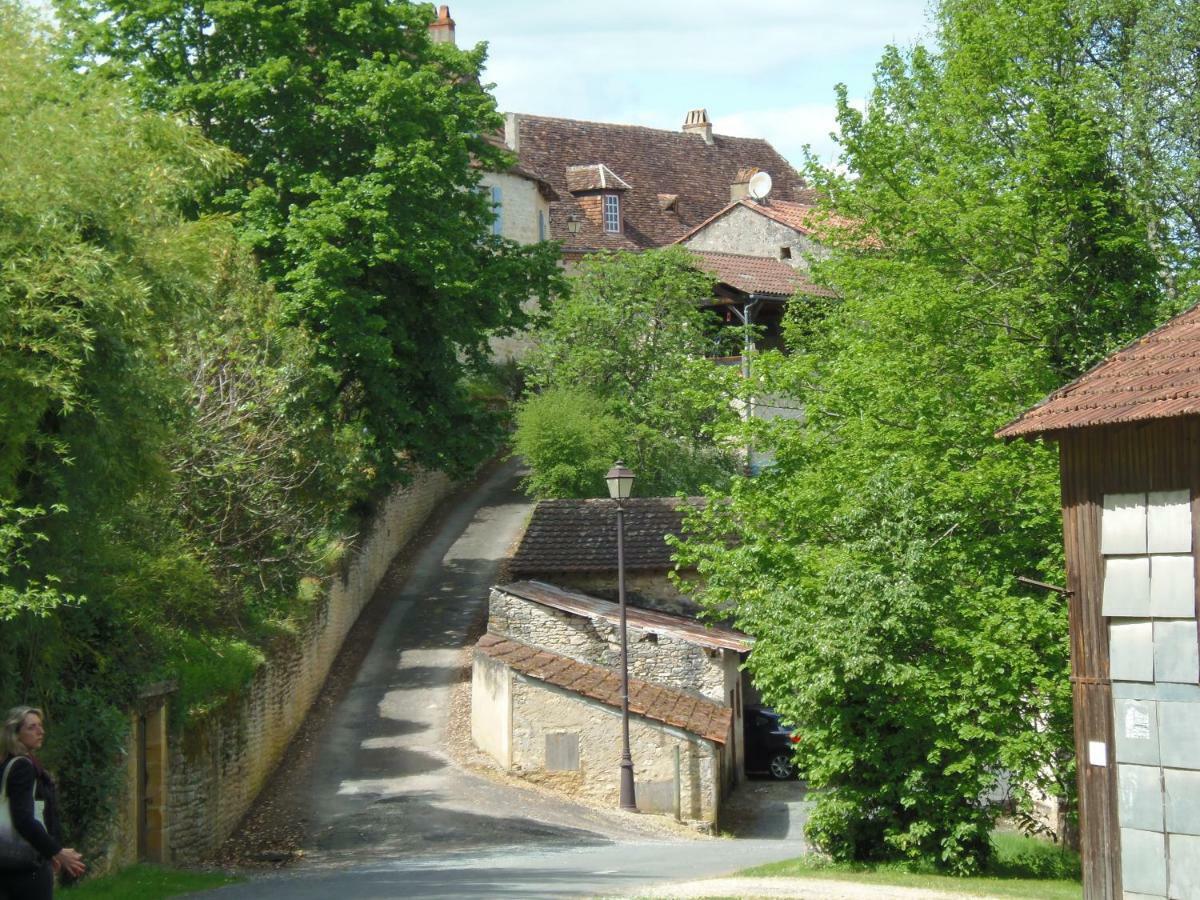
55, 0, 563, 486
516, 247, 742, 498
677, 0, 1171, 874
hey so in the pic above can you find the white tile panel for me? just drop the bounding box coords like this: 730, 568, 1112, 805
1105, 493, 1148, 555
1123, 827, 1168, 895
1155, 620, 1200, 685
1105, 557, 1153, 617
1120, 764, 1166, 831
1151, 555, 1197, 618
1112, 620, 1156, 682
1149, 490, 1193, 554
1159, 701, 1200, 769
1165, 769, 1200, 836
1115, 697, 1160, 766
1169, 832, 1200, 900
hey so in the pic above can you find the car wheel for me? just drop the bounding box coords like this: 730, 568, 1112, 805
768, 752, 794, 780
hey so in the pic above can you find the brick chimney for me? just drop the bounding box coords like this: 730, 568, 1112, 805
682, 108, 713, 145
429, 5, 456, 45
731, 166, 758, 202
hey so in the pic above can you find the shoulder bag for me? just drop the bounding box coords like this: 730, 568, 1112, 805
0, 757, 43, 869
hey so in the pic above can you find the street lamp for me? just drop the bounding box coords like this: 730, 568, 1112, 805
605, 461, 637, 811
566, 214, 582, 234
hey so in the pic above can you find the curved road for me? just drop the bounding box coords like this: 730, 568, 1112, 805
204, 459, 808, 898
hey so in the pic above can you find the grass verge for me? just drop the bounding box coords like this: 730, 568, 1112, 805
64, 864, 238, 899
736, 830, 1081, 900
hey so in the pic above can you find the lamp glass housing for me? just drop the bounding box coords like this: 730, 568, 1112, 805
605, 462, 635, 500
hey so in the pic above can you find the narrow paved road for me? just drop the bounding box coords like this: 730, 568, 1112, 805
202, 459, 809, 898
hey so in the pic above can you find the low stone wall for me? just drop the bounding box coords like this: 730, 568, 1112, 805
162, 469, 455, 863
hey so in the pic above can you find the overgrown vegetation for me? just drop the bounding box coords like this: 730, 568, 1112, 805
0, 0, 555, 859
677, 0, 1198, 875
63, 864, 237, 898
514, 247, 743, 498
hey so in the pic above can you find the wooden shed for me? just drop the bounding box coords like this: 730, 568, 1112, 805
999, 305, 1200, 900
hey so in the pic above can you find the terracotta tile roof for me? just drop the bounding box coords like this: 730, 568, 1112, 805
998, 303, 1200, 438
476, 632, 733, 744
509, 497, 704, 576
689, 250, 838, 299
565, 164, 631, 193
478, 134, 559, 201
497, 580, 752, 652
510, 113, 811, 253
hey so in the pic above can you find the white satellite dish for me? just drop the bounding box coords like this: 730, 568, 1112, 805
748, 171, 773, 201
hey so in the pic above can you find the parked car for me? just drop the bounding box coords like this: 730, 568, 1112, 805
743, 706, 800, 780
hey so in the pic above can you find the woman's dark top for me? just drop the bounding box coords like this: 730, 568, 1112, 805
3, 754, 62, 861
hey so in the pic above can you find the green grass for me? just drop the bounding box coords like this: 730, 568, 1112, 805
63, 864, 238, 899
735, 830, 1081, 900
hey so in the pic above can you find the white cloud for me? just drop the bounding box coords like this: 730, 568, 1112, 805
714, 98, 868, 170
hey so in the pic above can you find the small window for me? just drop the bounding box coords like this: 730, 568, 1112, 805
779, 246, 792, 260
545, 732, 580, 771
603, 193, 620, 233
491, 185, 503, 236
538, 209, 546, 242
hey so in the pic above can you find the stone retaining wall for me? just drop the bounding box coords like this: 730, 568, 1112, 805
160, 469, 455, 863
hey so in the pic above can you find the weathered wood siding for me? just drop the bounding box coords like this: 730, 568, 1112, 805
1059, 418, 1200, 899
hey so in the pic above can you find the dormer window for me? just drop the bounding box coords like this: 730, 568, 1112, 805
604, 194, 620, 233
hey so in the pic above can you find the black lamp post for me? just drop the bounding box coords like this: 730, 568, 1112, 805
605, 460, 637, 811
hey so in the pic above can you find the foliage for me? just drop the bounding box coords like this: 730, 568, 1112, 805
54, 0, 564, 487
512, 389, 626, 499
0, 3, 362, 854
677, 0, 1178, 875
64, 864, 238, 899
516, 247, 742, 498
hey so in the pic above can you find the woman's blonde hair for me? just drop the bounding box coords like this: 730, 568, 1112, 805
2, 706, 43, 757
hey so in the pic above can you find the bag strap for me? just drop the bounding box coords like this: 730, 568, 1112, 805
1, 757, 32, 803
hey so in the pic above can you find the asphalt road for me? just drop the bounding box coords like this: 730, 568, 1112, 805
199, 458, 810, 898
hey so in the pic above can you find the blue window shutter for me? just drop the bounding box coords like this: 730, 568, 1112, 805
491, 185, 503, 235
538, 210, 546, 242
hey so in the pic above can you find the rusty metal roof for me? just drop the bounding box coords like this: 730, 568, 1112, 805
498, 580, 752, 652
998, 302, 1200, 439
475, 632, 733, 744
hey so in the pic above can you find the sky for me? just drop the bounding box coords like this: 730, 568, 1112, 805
452, 0, 934, 170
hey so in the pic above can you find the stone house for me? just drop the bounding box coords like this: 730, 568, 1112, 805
502, 110, 813, 261
472, 579, 751, 826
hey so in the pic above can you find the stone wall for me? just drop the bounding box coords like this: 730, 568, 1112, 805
682, 203, 829, 273
509, 674, 722, 824
488, 588, 733, 703
160, 469, 455, 864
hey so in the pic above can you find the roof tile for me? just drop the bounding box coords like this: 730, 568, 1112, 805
998, 302, 1200, 437
476, 633, 732, 743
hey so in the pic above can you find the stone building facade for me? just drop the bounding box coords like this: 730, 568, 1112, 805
472, 633, 729, 824
680, 199, 831, 274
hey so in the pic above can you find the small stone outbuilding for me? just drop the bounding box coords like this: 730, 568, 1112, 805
472, 632, 731, 824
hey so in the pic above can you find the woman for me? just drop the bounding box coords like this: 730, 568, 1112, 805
0, 707, 84, 899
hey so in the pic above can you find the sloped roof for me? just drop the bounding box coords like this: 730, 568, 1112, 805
690, 250, 838, 299
998, 303, 1200, 438
509, 497, 704, 576
510, 113, 813, 253
498, 580, 751, 652
476, 632, 732, 743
